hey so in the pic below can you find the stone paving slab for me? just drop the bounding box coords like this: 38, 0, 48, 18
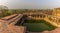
0, 14, 25, 33
0, 19, 25, 33
7, 25, 26, 33
1, 14, 17, 20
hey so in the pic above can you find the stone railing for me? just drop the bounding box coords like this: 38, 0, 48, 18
25, 13, 60, 27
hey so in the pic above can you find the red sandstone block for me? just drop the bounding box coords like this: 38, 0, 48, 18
0, 19, 7, 23
42, 30, 50, 33
1, 14, 17, 20
7, 25, 25, 33
51, 28, 60, 33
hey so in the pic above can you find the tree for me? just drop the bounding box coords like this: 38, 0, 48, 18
0, 5, 8, 17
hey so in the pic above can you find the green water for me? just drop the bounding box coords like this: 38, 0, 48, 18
24, 20, 56, 32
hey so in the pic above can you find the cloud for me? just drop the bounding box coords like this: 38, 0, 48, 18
1, 0, 60, 9
0, 0, 8, 6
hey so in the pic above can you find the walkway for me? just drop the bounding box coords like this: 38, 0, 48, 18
0, 14, 26, 33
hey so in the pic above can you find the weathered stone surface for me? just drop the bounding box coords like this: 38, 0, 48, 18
42, 30, 50, 33
41, 28, 60, 33
0, 14, 25, 33
7, 25, 26, 33
0, 19, 25, 33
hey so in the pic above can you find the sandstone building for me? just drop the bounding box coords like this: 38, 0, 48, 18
53, 8, 60, 17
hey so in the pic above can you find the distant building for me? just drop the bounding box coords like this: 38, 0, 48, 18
53, 8, 60, 17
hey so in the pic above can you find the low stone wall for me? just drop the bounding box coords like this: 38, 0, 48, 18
28, 15, 60, 27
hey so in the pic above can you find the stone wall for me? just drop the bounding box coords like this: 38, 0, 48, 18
53, 8, 60, 17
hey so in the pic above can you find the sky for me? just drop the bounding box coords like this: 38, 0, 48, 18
0, 0, 60, 9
